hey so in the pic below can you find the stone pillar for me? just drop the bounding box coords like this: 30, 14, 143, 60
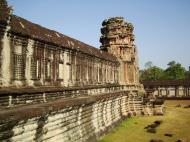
166, 88, 170, 97
185, 87, 189, 97
158, 87, 160, 97
25, 39, 34, 86
0, 28, 11, 86
63, 51, 70, 86
183, 87, 186, 97
185, 87, 187, 96
120, 62, 125, 85
175, 87, 179, 97
97, 62, 100, 83
159, 88, 162, 97
187, 87, 189, 96
86, 60, 89, 84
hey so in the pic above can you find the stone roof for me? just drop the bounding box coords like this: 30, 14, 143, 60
8, 15, 117, 62
141, 80, 190, 87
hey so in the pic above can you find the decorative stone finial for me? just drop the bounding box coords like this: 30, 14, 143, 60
100, 17, 135, 55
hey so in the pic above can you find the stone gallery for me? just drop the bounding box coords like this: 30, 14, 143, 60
0, 0, 159, 141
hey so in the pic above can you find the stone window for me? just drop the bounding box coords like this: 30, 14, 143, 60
13, 53, 25, 80
81, 58, 85, 81
58, 62, 64, 79
65, 51, 72, 81
45, 49, 52, 80
31, 57, 37, 79
12, 37, 26, 80
104, 68, 106, 82
99, 64, 103, 82
31, 46, 42, 80
76, 64, 80, 82
45, 59, 52, 80
88, 65, 92, 83
111, 67, 114, 81
68, 64, 72, 81
31, 57, 41, 80
55, 50, 64, 80
76, 55, 81, 82
96, 65, 99, 82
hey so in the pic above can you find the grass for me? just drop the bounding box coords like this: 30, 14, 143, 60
98, 100, 190, 142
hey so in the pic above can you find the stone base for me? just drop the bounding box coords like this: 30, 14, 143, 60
0, 91, 143, 142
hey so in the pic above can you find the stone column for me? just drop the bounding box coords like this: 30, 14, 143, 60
0, 28, 11, 86
160, 88, 163, 97
175, 87, 179, 97
158, 87, 160, 97
166, 88, 170, 97
97, 62, 100, 83
184, 87, 186, 96
63, 51, 69, 86
86, 59, 89, 84
25, 39, 34, 86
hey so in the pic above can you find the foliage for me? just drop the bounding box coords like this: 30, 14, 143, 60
185, 71, 190, 79
140, 66, 164, 80
140, 61, 188, 81
163, 61, 186, 80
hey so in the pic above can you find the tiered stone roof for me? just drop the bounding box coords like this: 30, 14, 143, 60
100, 17, 134, 51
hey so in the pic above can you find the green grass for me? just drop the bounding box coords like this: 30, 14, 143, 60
99, 100, 190, 142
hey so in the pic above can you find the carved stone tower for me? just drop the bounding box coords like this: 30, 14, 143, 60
100, 17, 139, 85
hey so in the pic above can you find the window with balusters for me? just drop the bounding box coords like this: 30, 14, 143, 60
13, 53, 25, 80
45, 49, 52, 80
12, 37, 26, 80
31, 46, 42, 80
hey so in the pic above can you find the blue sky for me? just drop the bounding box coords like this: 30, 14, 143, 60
8, 0, 190, 70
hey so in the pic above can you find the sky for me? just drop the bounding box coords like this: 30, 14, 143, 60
7, 0, 190, 70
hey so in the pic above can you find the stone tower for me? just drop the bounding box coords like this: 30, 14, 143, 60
100, 17, 139, 85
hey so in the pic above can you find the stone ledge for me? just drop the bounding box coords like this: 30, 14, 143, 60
0, 92, 126, 121
0, 84, 122, 95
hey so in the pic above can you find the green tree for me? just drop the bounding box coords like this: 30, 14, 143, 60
140, 61, 187, 81
163, 61, 186, 80
140, 62, 164, 80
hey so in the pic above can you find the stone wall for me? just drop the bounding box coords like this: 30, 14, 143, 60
0, 32, 119, 88
142, 80, 190, 98
152, 86, 190, 97
0, 91, 143, 142
0, 85, 141, 108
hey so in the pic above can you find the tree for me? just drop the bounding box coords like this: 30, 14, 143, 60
163, 61, 186, 80
167, 61, 176, 67
185, 67, 190, 79
140, 61, 187, 81
144, 61, 153, 69
140, 63, 164, 81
